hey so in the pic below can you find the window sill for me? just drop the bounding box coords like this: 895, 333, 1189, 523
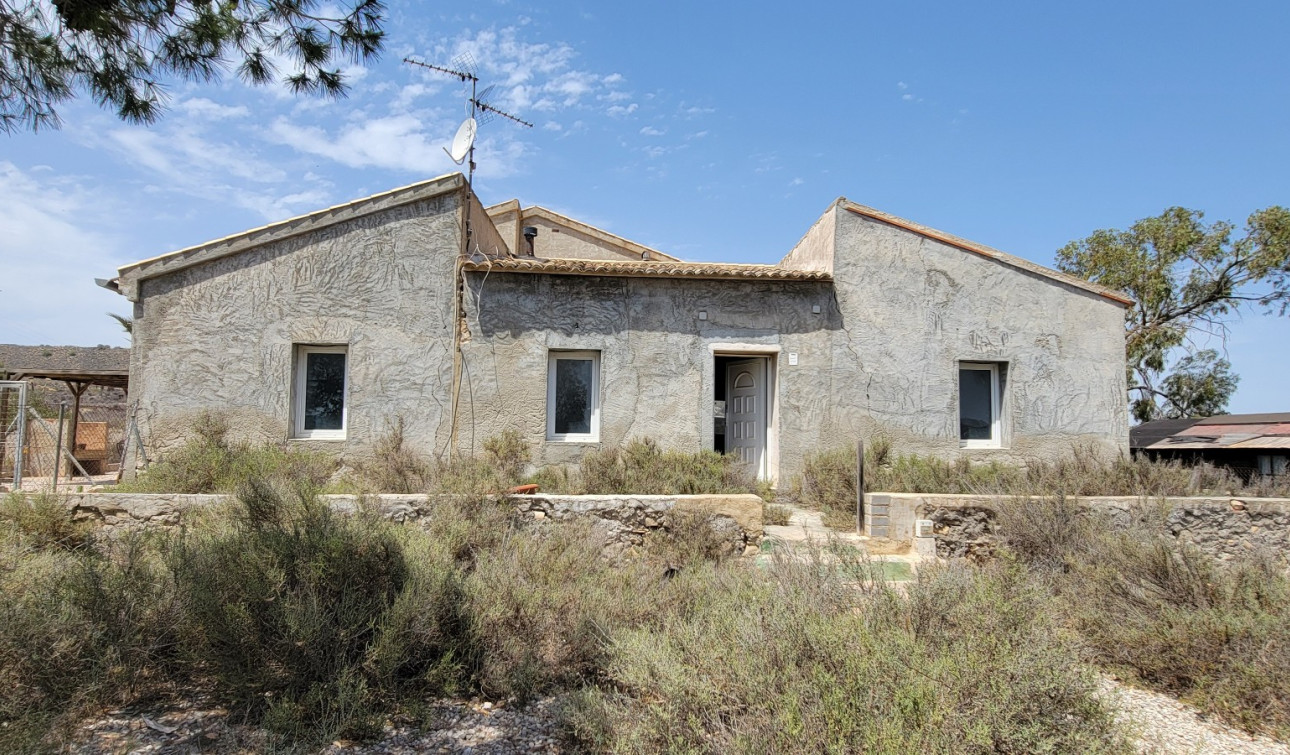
291, 434, 348, 442
546, 436, 600, 444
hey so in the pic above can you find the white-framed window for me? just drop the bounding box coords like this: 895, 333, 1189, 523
959, 361, 1002, 448
547, 350, 600, 442
293, 345, 348, 440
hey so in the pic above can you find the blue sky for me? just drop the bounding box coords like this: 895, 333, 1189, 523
2, 0, 1286, 413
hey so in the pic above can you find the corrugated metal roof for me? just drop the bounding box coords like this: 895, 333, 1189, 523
1195, 412, 1290, 425
1181, 423, 1290, 437
463, 256, 833, 281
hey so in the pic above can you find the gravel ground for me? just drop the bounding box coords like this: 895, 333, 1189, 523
63, 679, 1289, 754
67, 695, 564, 754
1099, 677, 1290, 755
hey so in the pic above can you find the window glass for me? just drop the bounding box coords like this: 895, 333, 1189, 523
304, 351, 346, 431
959, 367, 994, 441
554, 358, 593, 435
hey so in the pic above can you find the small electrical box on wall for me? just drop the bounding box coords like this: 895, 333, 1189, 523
915, 519, 935, 538
788, 353, 798, 366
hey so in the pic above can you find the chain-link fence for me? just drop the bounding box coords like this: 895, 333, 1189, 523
1, 381, 130, 492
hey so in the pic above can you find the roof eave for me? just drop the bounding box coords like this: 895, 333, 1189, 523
114, 172, 467, 301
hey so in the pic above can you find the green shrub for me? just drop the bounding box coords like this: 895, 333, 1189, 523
0, 492, 93, 552
0, 528, 182, 753
567, 559, 1129, 754
171, 479, 408, 740
464, 524, 678, 702
118, 412, 336, 494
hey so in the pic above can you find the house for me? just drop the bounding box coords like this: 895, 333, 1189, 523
105, 173, 1130, 483
1131, 413, 1290, 483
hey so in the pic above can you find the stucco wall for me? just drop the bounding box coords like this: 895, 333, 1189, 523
459, 272, 839, 477
456, 210, 1127, 482
129, 192, 463, 459
526, 214, 645, 261
826, 210, 1129, 462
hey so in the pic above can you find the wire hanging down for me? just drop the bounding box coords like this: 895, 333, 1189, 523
402, 57, 533, 183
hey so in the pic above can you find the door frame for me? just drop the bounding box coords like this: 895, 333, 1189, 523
707, 343, 779, 484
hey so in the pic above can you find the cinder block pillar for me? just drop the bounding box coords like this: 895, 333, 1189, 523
865, 493, 890, 538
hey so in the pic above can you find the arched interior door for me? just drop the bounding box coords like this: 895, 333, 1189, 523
725, 358, 767, 479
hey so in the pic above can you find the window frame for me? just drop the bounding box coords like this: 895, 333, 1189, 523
293, 344, 349, 440
958, 361, 1001, 449
546, 350, 601, 442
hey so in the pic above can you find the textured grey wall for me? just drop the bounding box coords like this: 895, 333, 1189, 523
457, 208, 1128, 482
129, 192, 462, 458
126, 188, 1128, 484
824, 209, 1129, 464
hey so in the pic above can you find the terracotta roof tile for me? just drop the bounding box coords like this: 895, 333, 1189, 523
463, 256, 832, 281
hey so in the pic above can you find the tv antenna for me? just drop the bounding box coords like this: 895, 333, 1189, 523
403, 53, 533, 184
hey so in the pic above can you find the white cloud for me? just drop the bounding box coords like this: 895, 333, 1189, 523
789, 177, 804, 186
640, 126, 664, 136
607, 103, 638, 117
268, 115, 458, 176
179, 98, 249, 120
0, 163, 131, 345
902, 93, 914, 101
897, 81, 908, 89
543, 121, 563, 131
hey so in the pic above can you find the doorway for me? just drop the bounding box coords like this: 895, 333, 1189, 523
713, 355, 770, 479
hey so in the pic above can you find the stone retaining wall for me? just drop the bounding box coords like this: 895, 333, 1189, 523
868, 492, 1290, 562
58, 491, 764, 557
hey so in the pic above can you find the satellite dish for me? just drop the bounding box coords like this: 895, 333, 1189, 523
447, 117, 477, 164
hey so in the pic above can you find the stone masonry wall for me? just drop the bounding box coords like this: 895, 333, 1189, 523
60, 492, 764, 557
872, 492, 1290, 562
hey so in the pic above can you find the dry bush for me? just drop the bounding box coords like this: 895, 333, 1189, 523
0, 492, 94, 552
118, 411, 336, 494
578, 438, 757, 495
763, 502, 792, 526
172, 479, 409, 741
1061, 537, 1290, 738
796, 441, 1286, 533
351, 418, 435, 493
566, 558, 1129, 754
0, 527, 183, 752
996, 493, 1290, 739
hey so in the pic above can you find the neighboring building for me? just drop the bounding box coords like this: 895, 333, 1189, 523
106, 173, 1130, 483
1131, 413, 1290, 482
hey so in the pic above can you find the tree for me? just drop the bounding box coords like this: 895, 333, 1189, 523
1057, 206, 1290, 422
1, 0, 384, 132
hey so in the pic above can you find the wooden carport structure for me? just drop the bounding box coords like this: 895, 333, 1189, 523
2, 368, 129, 476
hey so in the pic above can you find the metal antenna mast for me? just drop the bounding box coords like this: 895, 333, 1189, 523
403, 55, 533, 184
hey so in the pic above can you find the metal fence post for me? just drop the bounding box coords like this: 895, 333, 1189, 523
52, 403, 66, 491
